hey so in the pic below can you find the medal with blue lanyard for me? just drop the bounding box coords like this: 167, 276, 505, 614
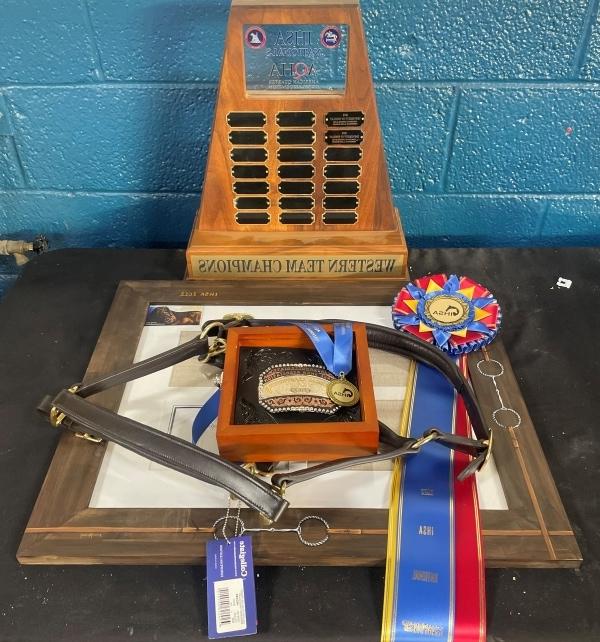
192, 321, 360, 444
293, 322, 360, 407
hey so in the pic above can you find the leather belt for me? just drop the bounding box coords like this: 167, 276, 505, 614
38, 317, 491, 522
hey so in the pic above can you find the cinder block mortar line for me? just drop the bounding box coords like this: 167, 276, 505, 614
570, 0, 600, 77
534, 201, 552, 237
377, 80, 600, 90
2, 80, 600, 91
0, 189, 201, 197
0, 82, 219, 91
438, 87, 461, 192
79, 0, 106, 81
1, 189, 600, 199
393, 192, 600, 199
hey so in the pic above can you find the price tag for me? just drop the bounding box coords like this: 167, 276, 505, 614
207, 536, 257, 638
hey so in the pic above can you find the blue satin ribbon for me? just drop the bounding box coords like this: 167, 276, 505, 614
387, 363, 456, 640
293, 322, 353, 377
192, 388, 221, 444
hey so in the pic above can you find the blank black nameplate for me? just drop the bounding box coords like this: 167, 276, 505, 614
227, 112, 266, 128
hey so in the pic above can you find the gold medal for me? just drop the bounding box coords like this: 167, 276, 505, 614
326, 377, 360, 407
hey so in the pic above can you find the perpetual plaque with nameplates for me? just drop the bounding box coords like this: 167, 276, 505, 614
186, 0, 408, 290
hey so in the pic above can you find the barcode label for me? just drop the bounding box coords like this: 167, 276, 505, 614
214, 578, 246, 634
206, 535, 256, 639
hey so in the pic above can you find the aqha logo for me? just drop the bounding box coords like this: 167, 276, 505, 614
320, 25, 342, 48
270, 61, 315, 80
245, 26, 266, 49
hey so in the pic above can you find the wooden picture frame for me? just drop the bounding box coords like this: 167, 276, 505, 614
217, 324, 379, 462
18, 280, 581, 568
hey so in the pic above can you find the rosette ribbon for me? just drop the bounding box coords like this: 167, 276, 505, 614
392, 273, 501, 356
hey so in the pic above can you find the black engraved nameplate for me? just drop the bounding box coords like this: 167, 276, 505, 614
325, 130, 364, 146
325, 111, 365, 128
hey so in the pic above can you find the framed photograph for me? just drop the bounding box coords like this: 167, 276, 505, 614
18, 280, 581, 567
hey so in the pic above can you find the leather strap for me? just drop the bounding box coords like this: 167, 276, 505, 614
45, 390, 288, 521
244, 319, 488, 441
77, 336, 211, 397
40, 318, 491, 521
39, 329, 289, 522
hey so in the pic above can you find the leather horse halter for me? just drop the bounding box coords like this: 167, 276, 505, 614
40, 316, 491, 522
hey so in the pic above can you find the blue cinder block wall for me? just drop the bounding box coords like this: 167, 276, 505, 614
1, 0, 600, 293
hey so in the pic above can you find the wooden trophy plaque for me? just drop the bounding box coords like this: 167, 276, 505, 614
186, 0, 408, 287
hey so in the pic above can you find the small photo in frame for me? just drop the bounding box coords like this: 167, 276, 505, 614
145, 305, 203, 326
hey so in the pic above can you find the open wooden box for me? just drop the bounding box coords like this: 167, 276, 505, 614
217, 324, 379, 462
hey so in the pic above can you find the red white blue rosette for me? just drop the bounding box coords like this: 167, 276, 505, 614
392, 274, 501, 355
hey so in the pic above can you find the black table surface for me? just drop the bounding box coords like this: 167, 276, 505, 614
1, 247, 599, 641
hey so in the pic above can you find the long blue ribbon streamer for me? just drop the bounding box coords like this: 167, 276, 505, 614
389, 363, 456, 641
192, 388, 221, 444
293, 322, 353, 376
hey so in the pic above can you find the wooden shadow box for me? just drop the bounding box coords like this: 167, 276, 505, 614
217, 324, 379, 462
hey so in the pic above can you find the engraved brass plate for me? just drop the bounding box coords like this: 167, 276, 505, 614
190, 254, 405, 277
323, 211, 358, 225
325, 130, 363, 145
325, 111, 365, 127
234, 196, 270, 210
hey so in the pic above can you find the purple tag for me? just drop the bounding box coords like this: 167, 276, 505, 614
206, 536, 257, 638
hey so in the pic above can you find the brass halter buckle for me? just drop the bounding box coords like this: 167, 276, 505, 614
480, 430, 494, 470
198, 337, 227, 364
49, 385, 80, 427
222, 313, 254, 323
49, 385, 103, 443
410, 429, 440, 450
199, 320, 225, 339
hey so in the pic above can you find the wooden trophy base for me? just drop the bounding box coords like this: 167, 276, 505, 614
186, 210, 409, 292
